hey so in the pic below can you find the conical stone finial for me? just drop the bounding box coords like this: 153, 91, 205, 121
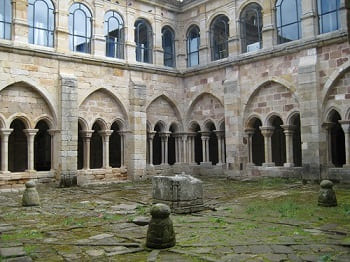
318, 180, 337, 207
22, 181, 40, 207
146, 203, 176, 249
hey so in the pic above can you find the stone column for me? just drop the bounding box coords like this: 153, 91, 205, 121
59, 74, 79, 186
300, 0, 317, 39
13, 0, 28, 44
339, 120, 350, 168
187, 132, 196, 164
182, 134, 187, 163
160, 132, 170, 165
80, 130, 93, 170
281, 125, 296, 167
322, 122, 335, 167
24, 129, 38, 172
215, 130, 225, 165
119, 131, 130, 167
0, 129, 13, 173
147, 131, 156, 166
48, 129, 60, 172
200, 132, 210, 163
93, 0, 106, 57
260, 126, 275, 167
261, 0, 274, 49
99, 130, 113, 169
154, 9, 164, 66
244, 128, 255, 166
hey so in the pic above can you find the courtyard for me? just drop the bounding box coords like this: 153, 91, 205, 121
0, 177, 350, 262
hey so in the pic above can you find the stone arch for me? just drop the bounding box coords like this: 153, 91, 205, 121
184, 22, 201, 36
7, 114, 31, 129
154, 120, 167, 132
110, 118, 126, 131
92, 118, 107, 131
218, 118, 225, 131
188, 120, 201, 132
9, 118, 28, 172
147, 94, 182, 131
245, 114, 263, 128
325, 106, 343, 122
203, 119, 216, 131
67, 0, 94, 17
34, 119, 51, 171
207, 12, 230, 29
346, 108, 350, 120
187, 92, 224, 127
265, 112, 284, 126
78, 117, 89, 131
286, 111, 301, 125
327, 109, 345, 167
79, 88, 128, 129
34, 115, 55, 130
237, 0, 264, 16
0, 114, 6, 128
270, 115, 286, 166
0, 80, 57, 124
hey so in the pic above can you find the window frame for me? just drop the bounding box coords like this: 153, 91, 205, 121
317, 0, 340, 34
0, 0, 12, 40
187, 25, 200, 67
162, 26, 175, 67
239, 3, 263, 53
135, 18, 153, 64
104, 10, 124, 59
28, 0, 55, 47
275, 0, 302, 44
210, 15, 229, 61
68, 2, 92, 54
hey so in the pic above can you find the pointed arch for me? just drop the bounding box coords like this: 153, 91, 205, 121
0, 114, 6, 128
92, 118, 108, 131
146, 94, 183, 122
78, 117, 89, 131
186, 92, 224, 121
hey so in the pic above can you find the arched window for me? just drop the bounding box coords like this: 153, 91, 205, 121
240, 3, 262, 53
135, 19, 153, 63
162, 26, 175, 67
0, 0, 12, 40
317, 0, 340, 34
28, 0, 55, 47
210, 15, 229, 60
276, 0, 302, 44
69, 3, 92, 53
105, 11, 124, 59
187, 25, 200, 67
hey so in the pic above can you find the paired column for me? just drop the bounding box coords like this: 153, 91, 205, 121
182, 134, 187, 163
0, 129, 13, 173
244, 128, 255, 166
187, 132, 196, 164
281, 125, 295, 167
160, 132, 170, 165
147, 131, 156, 165
99, 130, 113, 169
200, 132, 210, 163
260, 126, 275, 167
322, 122, 335, 167
339, 120, 350, 168
23, 129, 39, 172
215, 130, 225, 165
80, 130, 93, 170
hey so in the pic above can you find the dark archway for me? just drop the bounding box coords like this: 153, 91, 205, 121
77, 123, 83, 169
292, 115, 302, 167
207, 122, 218, 165
193, 123, 202, 164
34, 120, 51, 171
271, 116, 286, 166
330, 111, 345, 167
110, 122, 121, 168
9, 119, 27, 172
153, 123, 162, 165
251, 118, 264, 166
90, 122, 103, 169
168, 124, 177, 165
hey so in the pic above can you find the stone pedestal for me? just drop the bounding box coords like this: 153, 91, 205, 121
22, 181, 40, 206
152, 173, 204, 214
318, 180, 337, 207
146, 203, 176, 249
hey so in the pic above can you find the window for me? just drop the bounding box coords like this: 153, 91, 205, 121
276, 0, 301, 44
105, 11, 124, 59
210, 15, 229, 60
187, 25, 200, 67
240, 3, 262, 53
135, 19, 153, 63
317, 0, 340, 34
0, 0, 11, 40
69, 3, 92, 53
162, 26, 175, 67
28, 0, 55, 47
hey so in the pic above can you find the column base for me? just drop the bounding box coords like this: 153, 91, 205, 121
25, 170, 37, 173
284, 163, 295, 168
246, 163, 255, 168
343, 164, 350, 169
0, 171, 11, 175
262, 163, 275, 167
200, 162, 212, 167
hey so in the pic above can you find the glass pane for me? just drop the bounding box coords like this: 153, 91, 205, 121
5, 23, 10, 39
28, 5, 33, 27
280, 23, 299, 42
190, 37, 198, 52
34, 28, 47, 46
281, 0, 298, 25
29, 27, 34, 43
48, 31, 53, 47
190, 52, 198, 66
35, 1, 48, 29
4, 0, 11, 22
48, 8, 54, 31
321, 12, 338, 33
74, 10, 86, 36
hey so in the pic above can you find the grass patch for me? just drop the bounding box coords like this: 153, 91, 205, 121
1, 229, 43, 242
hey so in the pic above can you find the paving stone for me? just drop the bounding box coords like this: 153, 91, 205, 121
0, 224, 15, 232
232, 245, 250, 254
287, 253, 302, 262
300, 254, 319, 261
147, 249, 160, 262
88, 233, 114, 240
262, 253, 287, 261
270, 244, 294, 254
132, 216, 150, 226
103, 246, 129, 253
86, 249, 104, 257
0, 247, 26, 258
249, 245, 273, 254
3, 256, 33, 262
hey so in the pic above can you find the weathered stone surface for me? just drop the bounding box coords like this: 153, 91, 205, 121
85, 249, 104, 257
0, 247, 26, 258
132, 216, 150, 226
146, 203, 176, 249
318, 180, 337, 207
152, 174, 204, 213
22, 181, 40, 206
89, 233, 114, 240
